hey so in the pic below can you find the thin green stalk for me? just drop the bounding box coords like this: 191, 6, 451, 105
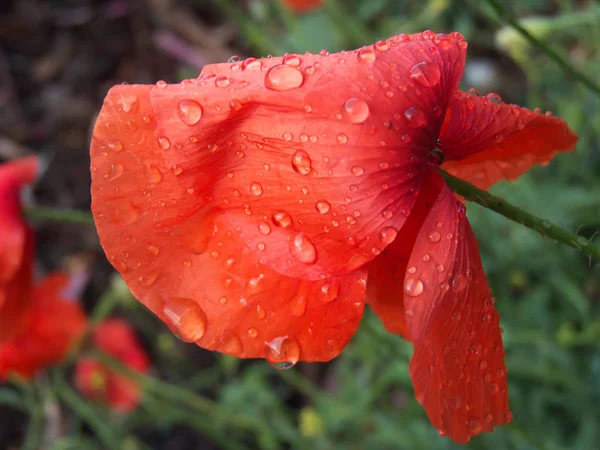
21, 381, 44, 450
440, 170, 600, 261
88, 351, 281, 445
51, 372, 122, 450
484, 0, 600, 97
25, 206, 94, 225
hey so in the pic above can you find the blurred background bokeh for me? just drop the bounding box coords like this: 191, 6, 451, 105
1, 0, 599, 449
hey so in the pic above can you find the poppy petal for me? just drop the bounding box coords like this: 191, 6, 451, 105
90, 92, 367, 361
366, 169, 444, 339
439, 91, 577, 190
92, 32, 466, 281
0, 157, 38, 342
403, 180, 510, 443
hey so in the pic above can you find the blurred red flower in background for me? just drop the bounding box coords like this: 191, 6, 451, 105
0, 157, 38, 342
75, 318, 149, 412
90, 31, 576, 442
0, 273, 87, 380
282, 0, 322, 13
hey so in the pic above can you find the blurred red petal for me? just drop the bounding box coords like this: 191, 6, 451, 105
0, 157, 38, 341
91, 32, 466, 282
440, 91, 577, 190
0, 273, 87, 380
403, 181, 510, 443
282, 0, 322, 13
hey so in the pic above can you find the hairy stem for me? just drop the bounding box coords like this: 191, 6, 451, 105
25, 206, 95, 225
440, 170, 600, 261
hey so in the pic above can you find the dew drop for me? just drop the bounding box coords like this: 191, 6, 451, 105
290, 296, 307, 317
351, 166, 364, 176
428, 231, 441, 243
215, 76, 230, 88
379, 226, 398, 244
289, 232, 317, 264
247, 327, 258, 338
315, 200, 331, 214
433, 33, 453, 49
107, 140, 124, 152
343, 98, 370, 123
265, 65, 304, 91
357, 47, 376, 64
404, 107, 428, 128
410, 61, 441, 87
404, 278, 424, 297
157, 136, 171, 150
250, 182, 263, 196
283, 54, 301, 67
229, 99, 242, 111
291, 150, 312, 175
162, 297, 207, 342
467, 419, 482, 435
337, 134, 348, 144
146, 165, 163, 184
319, 279, 340, 303
272, 211, 293, 228
105, 163, 124, 181
177, 100, 203, 126
266, 336, 300, 370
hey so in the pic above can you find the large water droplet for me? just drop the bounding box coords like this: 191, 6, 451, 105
250, 182, 263, 196
319, 279, 340, 303
410, 61, 441, 87
428, 231, 441, 243
162, 297, 207, 342
290, 296, 307, 317
428, 147, 444, 166
404, 107, 427, 128
272, 211, 293, 228
266, 336, 300, 370
379, 226, 398, 244
404, 279, 424, 297
315, 200, 331, 214
343, 98, 370, 123
357, 47, 376, 64
291, 150, 312, 175
177, 100, 203, 126
289, 232, 317, 264
105, 163, 124, 181
146, 165, 163, 184
265, 65, 304, 91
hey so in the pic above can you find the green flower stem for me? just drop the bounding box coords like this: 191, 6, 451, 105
88, 351, 283, 447
21, 381, 44, 450
25, 206, 94, 225
484, 0, 600, 97
51, 371, 123, 450
440, 170, 600, 261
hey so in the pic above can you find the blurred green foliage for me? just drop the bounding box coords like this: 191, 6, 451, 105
3, 0, 600, 449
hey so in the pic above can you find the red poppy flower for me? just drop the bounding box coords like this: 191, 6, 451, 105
0, 156, 38, 342
0, 273, 87, 380
74, 318, 149, 412
282, 0, 322, 13
90, 31, 576, 442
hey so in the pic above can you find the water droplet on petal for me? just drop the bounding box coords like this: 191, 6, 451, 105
428, 231, 441, 243
247, 327, 258, 338
177, 100, 203, 125
289, 232, 317, 264
404, 279, 424, 297
219, 332, 243, 355
162, 297, 207, 342
433, 33, 453, 49
229, 99, 242, 111
265, 65, 304, 91
250, 182, 263, 196
215, 76, 230, 87
291, 150, 312, 175
272, 211, 293, 228
146, 165, 163, 183
343, 98, 370, 123
266, 336, 300, 369
410, 61, 441, 87
357, 47, 376, 64
337, 134, 348, 144
290, 296, 307, 317
157, 136, 171, 150
283, 54, 301, 66
351, 166, 364, 176
107, 140, 123, 152
375, 40, 389, 52
404, 107, 427, 128
105, 163, 124, 181
379, 227, 398, 244
319, 279, 340, 303
315, 200, 331, 214
467, 419, 482, 435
